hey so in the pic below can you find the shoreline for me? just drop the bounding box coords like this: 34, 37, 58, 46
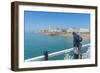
36, 31, 90, 39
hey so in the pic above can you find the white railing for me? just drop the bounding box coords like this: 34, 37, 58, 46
25, 43, 90, 62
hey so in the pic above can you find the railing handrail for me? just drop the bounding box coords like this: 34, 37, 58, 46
25, 43, 90, 62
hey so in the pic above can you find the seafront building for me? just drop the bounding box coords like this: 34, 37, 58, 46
39, 27, 90, 34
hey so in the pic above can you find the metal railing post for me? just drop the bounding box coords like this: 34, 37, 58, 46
44, 50, 48, 61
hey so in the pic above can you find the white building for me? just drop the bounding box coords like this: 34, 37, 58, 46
67, 28, 90, 33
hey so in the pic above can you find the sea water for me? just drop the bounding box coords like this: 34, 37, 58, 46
24, 32, 90, 60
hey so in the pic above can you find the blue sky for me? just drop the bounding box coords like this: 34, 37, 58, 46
24, 11, 90, 32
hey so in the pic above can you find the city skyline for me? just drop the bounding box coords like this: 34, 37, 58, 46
24, 11, 90, 32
